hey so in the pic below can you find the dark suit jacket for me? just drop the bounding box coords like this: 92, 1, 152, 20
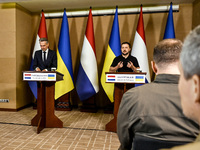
33, 49, 57, 71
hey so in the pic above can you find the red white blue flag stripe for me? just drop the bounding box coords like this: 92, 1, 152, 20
131, 5, 150, 83
28, 11, 47, 99
76, 8, 99, 101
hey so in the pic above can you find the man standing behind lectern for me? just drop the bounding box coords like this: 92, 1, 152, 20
33, 38, 57, 71
109, 42, 140, 72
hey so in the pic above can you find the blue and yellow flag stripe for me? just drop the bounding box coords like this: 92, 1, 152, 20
55, 10, 74, 99
101, 46, 117, 102
100, 7, 121, 102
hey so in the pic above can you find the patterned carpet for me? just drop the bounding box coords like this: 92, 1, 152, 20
0, 107, 120, 150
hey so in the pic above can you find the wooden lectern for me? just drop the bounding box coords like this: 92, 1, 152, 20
23, 71, 64, 133
105, 72, 146, 133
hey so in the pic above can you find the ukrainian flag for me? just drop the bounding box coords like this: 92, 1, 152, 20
55, 9, 74, 99
163, 2, 175, 39
100, 7, 121, 102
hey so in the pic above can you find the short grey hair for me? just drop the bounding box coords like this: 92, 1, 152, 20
181, 25, 200, 79
39, 38, 48, 44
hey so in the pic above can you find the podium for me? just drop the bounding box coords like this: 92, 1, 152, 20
105, 72, 146, 132
23, 71, 64, 133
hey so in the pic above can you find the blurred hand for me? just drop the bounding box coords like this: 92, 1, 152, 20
118, 61, 123, 68
36, 67, 41, 71
127, 61, 133, 68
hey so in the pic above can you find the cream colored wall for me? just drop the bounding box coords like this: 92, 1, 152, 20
0, 3, 33, 110
193, 0, 200, 28
0, 3, 195, 109
16, 6, 34, 109
0, 4, 17, 109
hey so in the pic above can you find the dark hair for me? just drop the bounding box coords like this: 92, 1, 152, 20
153, 39, 182, 66
121, 42, 131, 48
39, 38, 49, 43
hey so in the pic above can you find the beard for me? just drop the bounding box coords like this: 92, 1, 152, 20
122, 52, 129, 56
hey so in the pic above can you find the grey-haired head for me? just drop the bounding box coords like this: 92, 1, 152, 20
181, 25, 200, 79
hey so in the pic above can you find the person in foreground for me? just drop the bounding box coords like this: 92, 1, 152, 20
117, 39, 199, 150
33, 38, 57, 71
109, 42, 140, 72
161, 26, 200, 150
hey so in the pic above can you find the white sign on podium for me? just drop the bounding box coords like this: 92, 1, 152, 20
23, 72, 57, 81
106, 73, 146, 83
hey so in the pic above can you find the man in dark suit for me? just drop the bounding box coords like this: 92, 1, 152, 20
33, 38, 57, 71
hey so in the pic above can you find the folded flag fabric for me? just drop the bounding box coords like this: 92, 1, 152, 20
131, 5, 150, 84
55, 9, 74, 99
163, 2, 175, 39
76, 8, 99, 101
28, 11, 47, 99
100, 7, 121, 102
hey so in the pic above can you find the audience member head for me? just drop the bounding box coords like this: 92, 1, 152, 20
152, 39, 182, 75
179, 25, 200, 123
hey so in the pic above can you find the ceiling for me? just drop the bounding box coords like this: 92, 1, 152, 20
0, 0, 196, 13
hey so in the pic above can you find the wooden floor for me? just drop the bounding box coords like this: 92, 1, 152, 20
0, 107, 120, 150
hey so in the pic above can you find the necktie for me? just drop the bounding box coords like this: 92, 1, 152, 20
43, 51, 46, 63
